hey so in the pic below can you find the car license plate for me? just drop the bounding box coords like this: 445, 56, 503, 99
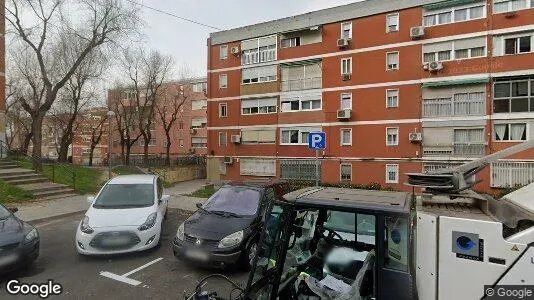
185, 249, 208, 261
0, 253, 19, 266
102, 236, 130, 247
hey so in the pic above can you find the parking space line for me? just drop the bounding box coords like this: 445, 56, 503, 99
100, 271, 142, 286
100, 257, 164, 287
122, 257, 163, 277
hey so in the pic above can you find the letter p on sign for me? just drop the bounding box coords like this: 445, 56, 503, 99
308, 132, 326, 150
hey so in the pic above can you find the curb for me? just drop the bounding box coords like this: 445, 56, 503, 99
26, 210, 87, 226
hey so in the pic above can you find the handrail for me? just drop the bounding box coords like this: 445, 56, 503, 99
0, 140, 76, 189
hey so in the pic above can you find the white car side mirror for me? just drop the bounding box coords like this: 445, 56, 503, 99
87, 196, 95, 204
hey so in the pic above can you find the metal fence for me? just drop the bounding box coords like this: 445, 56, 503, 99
492, 161, 534, 188
110, 155, 206, 168
280, 159, 321, 181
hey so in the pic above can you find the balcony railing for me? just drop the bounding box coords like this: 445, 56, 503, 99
423, 144, 485, 157
422, 98, 485, 117
281, 77, 322, 92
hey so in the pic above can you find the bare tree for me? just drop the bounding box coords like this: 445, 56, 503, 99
121, 48, 174, 165
6, 0, 139, 170
109, 87, 142, 165
5, 65, 34, 153
88, 114, 108, 166
155, 84, 189, 165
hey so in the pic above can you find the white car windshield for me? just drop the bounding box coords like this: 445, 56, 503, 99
202, 187, 260, 216
94, 183, 155, 208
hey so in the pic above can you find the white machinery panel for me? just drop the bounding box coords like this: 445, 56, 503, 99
416, 211, 437, 300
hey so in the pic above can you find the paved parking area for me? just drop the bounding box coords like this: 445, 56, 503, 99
0, 209, 249, 299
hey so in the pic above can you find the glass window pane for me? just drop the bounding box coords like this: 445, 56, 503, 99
512, 81, 529, 97
424, 52, 435, 63
385, 216, 409, 272
438, 12, 451, 24
495, 83, 511, 98
512, 0, 527, 10
494, 2, 509, 13
494, 99, 510, 113
301, 132, 309, 143
311, 100, 321, 109
301, 101, 311, 110
454, 8, 468, 21
424, 15, 435, 26
455, 49, 469, 59
470, 6, 484, 19
438, 50, 451, 61
470, 47, 485, 57
291, 101, 299, 111
290, 131, 299, 143
519, 36, 531, 53
505, 38, 517, 55
511, 98, 529, 112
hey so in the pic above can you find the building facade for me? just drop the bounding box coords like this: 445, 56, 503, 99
206, 0, 534, 193
72, 107, 110, 165
106, 78, 208, 164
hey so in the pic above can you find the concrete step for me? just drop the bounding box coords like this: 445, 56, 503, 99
0, 164, 21, 169
7, 177, 48, 185
38, 193, 79, 201
33, 188, 76, 199
19, 183, 70, 193
0, 172, 42, 181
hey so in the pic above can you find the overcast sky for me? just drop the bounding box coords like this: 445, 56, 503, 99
137, 0, 361, 78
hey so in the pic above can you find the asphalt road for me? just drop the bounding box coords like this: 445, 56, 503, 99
0, 209, 249, 300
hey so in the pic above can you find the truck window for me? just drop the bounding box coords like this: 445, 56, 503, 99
385, 216, 409, 272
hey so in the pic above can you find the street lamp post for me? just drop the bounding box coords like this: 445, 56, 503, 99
107, 110, 115, 179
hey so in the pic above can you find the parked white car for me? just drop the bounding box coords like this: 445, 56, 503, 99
76, 175, 169, 255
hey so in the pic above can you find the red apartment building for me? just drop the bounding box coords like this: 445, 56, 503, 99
72, 107, 110, 165
206, 0, 534, 193
104, 78, 208, 164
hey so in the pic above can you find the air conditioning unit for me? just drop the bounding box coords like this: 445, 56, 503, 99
342, 73, 351, 81
190, 128, 197, 134
223, 156, 233, 164
231, 135, 241, 143
425, 61, 443, 72
337, 38, 349, 48
410, 26, 425, 39
231, 46, 240, 55
409, 132, 423, 142
337, 109, 351, 120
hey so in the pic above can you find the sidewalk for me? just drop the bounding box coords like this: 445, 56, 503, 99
13, 179, 208, 222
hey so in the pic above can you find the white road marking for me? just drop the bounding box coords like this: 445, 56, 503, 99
100, 271, 141, 286
122, 257, 163, 277
100, 257, 164, 286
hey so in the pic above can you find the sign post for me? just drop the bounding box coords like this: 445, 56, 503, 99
308, 132, 326, 187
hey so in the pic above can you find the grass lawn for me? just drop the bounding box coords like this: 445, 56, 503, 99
112, 165, 145, 176
15, 160, 103, 195
189, 185, 217, 199
0, 180, 34, 204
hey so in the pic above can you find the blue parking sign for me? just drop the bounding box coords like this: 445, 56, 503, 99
308, 132, 326, 150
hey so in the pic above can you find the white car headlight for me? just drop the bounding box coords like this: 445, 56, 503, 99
138, 212, 158, 231
218, 230, 244, 249
80, 216, 94, 234
24, 228, 38, 244
176, 223, 185, 240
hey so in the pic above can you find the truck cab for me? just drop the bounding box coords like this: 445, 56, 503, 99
244, 187, 415, 300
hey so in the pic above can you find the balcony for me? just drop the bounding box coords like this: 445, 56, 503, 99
423, 144, 485, 157
281, 77, 322, 92
422, 97, 485, 117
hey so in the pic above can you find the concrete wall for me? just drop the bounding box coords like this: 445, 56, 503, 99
154, 165, 206, 184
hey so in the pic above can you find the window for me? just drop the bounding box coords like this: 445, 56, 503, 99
387, 52, 399, 70
281, 93, 322, 112
192, 82, 207, 93
139, 138, 156, 147
386, 13, 399, 32
493, 77, 534, 113
219, 103, 228, 117
453, 128, 485, 156
179, 121, 184, 130
179, 139, 184, 147
494, 123, 527, 141
491, 161, 534, 188
192, 100, 207, 110
341, 58, 352, 74
386, 127, 399, 146
240, 159, 276, 177
219, 132, 227, 147
280, 128, 321, 145
191, 118, 207, 128
241, 130, 276, 144
386, 164, 399, 183
386, 89, 399, 108
494, 0, 533, 14
340, 93, 352, 109
281, 61, 322, 92
241, 36, 277, 65
220, 45, 228, 60
219, 74, 227, 88
423, 4, 485, 26
281, 37, 301, 48
242, 65, 277, 84
191, 137, 207, 148
423, 37, 486, 62
504, 36, 532, 55
281, 160, 321, 180
423, 91, 485, 117
241, 98, 277, 115
341, 129, 352, 146
340, 164, 352, 181
341, 22, 352, 39
385, 216, 409, 271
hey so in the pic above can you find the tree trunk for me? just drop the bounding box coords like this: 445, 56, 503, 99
30, 113, 45, 171
57, 134, 71, 163
142, 132, 150, 166
88, 146, 95, 166
21, 132, 33, 155
165, 131, 171, 166
125, 143, 131, 165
